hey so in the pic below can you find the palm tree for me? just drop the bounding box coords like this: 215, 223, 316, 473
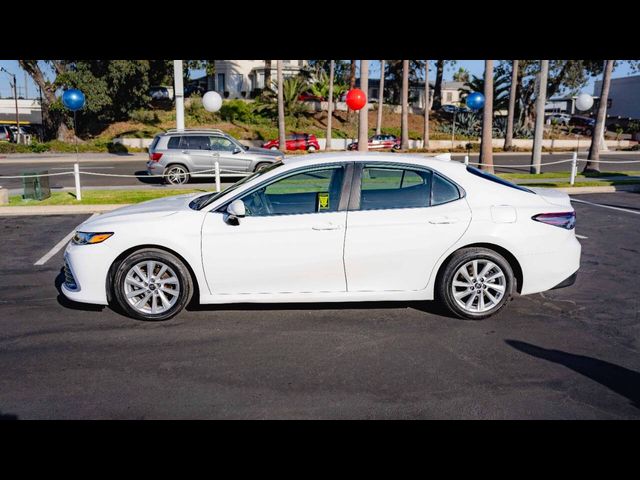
358, 60, 369, 152
462, 74, 510, 112
433, 60, 445, 109
376, 60, 385, 135
480, 60, 494, 173
584, 60, 615, 173
348, 60, 356, 120
504, 60, 519, 151
277, 60, 286, 152
326, 60, 334, 151
423, 59, 430, 149
264, 60, 272, 91
401, 60, 409, 150
530, 60, 549, 174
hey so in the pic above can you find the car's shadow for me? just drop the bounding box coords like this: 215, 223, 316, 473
133, 171, 246, 186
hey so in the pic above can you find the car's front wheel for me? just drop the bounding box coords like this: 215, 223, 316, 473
112, 248, 193, 321
307, 145, 317, 152
254, 162, 272, 172
437, 247, 514, 320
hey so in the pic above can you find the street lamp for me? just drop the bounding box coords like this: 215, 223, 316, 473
0, 67, 21, 143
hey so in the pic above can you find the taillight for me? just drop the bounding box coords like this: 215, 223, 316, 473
149, 152, 163, 161
532, 211, 576, 230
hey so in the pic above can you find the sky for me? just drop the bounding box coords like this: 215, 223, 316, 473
1, 59, 638, 99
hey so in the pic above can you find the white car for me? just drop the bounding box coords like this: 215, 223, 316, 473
62, 153, 581, 321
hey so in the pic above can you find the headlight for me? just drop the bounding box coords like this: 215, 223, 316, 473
72, 232, 114, 245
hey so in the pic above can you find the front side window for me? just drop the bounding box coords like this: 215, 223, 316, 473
360, 166, 432, 210
240, 166, 345, 216
210, 137, 236, 151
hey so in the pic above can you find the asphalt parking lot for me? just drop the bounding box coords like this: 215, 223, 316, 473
1, 192, 639, 419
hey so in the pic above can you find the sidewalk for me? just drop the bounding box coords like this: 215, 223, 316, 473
0, 152, 147, 164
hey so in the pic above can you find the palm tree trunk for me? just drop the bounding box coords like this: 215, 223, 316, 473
530, 60, 549, 174
376, 60, 385, 135
504, 59, 518, 151
423, 60, 430, 150
401, 60, 409, 150
326, 60, 334, 151
348, 60, 356, 121
358, 60, 369, 152
584, 60, 614, 173
264, 60, 272, 91
433, 60, 444, 110
480, 60, 494, 173
277, 60, 286, 152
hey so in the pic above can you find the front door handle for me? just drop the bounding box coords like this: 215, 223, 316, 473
312, 223, 342, 231
181, 150, 190, 154
428, 216, 458, 224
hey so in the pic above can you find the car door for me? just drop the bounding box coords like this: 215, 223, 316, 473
181, 135, 214, 174
344, 163, 472, 292
210, 136, 252, 172
201, 163, 351, 295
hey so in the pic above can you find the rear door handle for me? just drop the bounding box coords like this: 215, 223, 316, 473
182, 150, 190, 154
312, 223, 342, 231
428, 216, 458, 224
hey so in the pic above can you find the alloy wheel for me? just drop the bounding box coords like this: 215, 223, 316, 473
123, 260, 181, 315
165, 166, 188, 185
451, 259, 506, 313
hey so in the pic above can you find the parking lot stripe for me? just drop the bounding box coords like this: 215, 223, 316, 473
575, 234, 588, 239
34, 213, 98, 266
571, 198, 640, 216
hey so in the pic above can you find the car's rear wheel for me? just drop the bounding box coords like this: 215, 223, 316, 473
113, 249, 193, 321
254, 162, 272, 172
307, 145, 317, 152
437, 247, 514, 320
164, 164, 190, 185
270, 146, 278, 150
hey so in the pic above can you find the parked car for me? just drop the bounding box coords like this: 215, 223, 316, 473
546, 113, 571, 126
62, 152, 581, 321
0, 125, 11, 142
348, 134, 401, 151
568, 115, 595, 135
149, 85, 174, 108
263, 133, 320, 151
440, 105, 459, 114
298, 92, 324, 102
184, 84, 206, 97
8, 125, 29, 142
147, 128, 284, 185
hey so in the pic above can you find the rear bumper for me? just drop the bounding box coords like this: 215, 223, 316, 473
519, 235, 581, 295
550, 271, 578, 290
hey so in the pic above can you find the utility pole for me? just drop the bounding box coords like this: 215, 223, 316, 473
1, 67, 21, 143
173, 60, 185, 130
358, 60, 369, 152
530, 60, 549, 174
24, 71, 28, 99
326, 60, 334, 150
376, 60, 385, 135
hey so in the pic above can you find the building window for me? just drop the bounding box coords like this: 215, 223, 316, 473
372, 88, 379, 99
446, 92, 452, 102
298, 60, 304, 67
217, 73, 226, 93
283, 60, 291, 65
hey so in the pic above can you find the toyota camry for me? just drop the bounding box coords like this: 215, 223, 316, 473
62, 153, 581, 321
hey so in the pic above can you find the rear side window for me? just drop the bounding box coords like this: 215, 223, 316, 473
360, 167, 432, 210
466, 166, 533, 193
432, 173, 461, 205
149, 135, 161, 150
167, 136, 182, 149
183, 136, 210, 150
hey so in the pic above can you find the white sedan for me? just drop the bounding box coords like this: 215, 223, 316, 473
62, 153, 581, 321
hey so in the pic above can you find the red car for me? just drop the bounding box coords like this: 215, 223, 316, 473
263, 133, 320, 151
348, 134, 401, 151
298, 92, 324, 102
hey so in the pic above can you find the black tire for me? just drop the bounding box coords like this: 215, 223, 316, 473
584, 128, 593, 136
436, 247, 514, 320
163, 164, 190, 185
254, 162, 272, 172
307, 145, 317, 152
112, 248, 193, 321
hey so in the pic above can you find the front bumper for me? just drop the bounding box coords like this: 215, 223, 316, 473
60, 244, 114, 306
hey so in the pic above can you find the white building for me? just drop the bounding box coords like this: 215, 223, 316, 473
0, 98, 42, 125
207, 60, 309, 99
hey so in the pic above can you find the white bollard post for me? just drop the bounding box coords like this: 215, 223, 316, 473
214, 160, 221, 193
570, 151, 578, 186
73, 162, 82, 201
464, 155, 469, 166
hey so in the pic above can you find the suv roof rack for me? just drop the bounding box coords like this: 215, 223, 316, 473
165, 128, 225, 135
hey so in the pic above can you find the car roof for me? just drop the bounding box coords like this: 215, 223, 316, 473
281, 152, 463, 171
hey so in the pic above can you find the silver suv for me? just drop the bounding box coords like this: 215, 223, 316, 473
147, 128, 284, 185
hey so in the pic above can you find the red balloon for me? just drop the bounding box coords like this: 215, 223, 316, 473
346, 88, 367, 111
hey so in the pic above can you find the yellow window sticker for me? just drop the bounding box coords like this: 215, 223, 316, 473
317, 192, 330, 211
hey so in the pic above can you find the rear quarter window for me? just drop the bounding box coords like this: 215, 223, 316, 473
466, 166, 533, 194
149, 135, 161, 150
167, 136, 182, 149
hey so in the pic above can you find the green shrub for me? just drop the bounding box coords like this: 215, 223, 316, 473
29, 142, 50, 153
0, 142, 17, 153
130, 109, 161, 125
219, 100, 255, 123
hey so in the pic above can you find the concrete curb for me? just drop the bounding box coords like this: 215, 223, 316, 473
557, 184, 640, 194
0, 204, 129, 216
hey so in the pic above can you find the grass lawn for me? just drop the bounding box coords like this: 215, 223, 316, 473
9, 189, 210, 206
518, 180, 640, 188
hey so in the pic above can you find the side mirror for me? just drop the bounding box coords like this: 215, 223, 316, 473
233, 147, 242, 154
226, 199, 246, 224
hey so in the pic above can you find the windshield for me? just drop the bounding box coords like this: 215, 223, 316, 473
189, 161, 284, 211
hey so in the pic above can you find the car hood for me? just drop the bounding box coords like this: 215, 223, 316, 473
78, 192, 205, 230
245, 146, 283, 156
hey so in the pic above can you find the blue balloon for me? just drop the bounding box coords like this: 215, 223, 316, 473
466, 92, 485, 111
62, 89, 85, 111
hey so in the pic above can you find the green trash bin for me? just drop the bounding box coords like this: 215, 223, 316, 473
22, 171, 51, 201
